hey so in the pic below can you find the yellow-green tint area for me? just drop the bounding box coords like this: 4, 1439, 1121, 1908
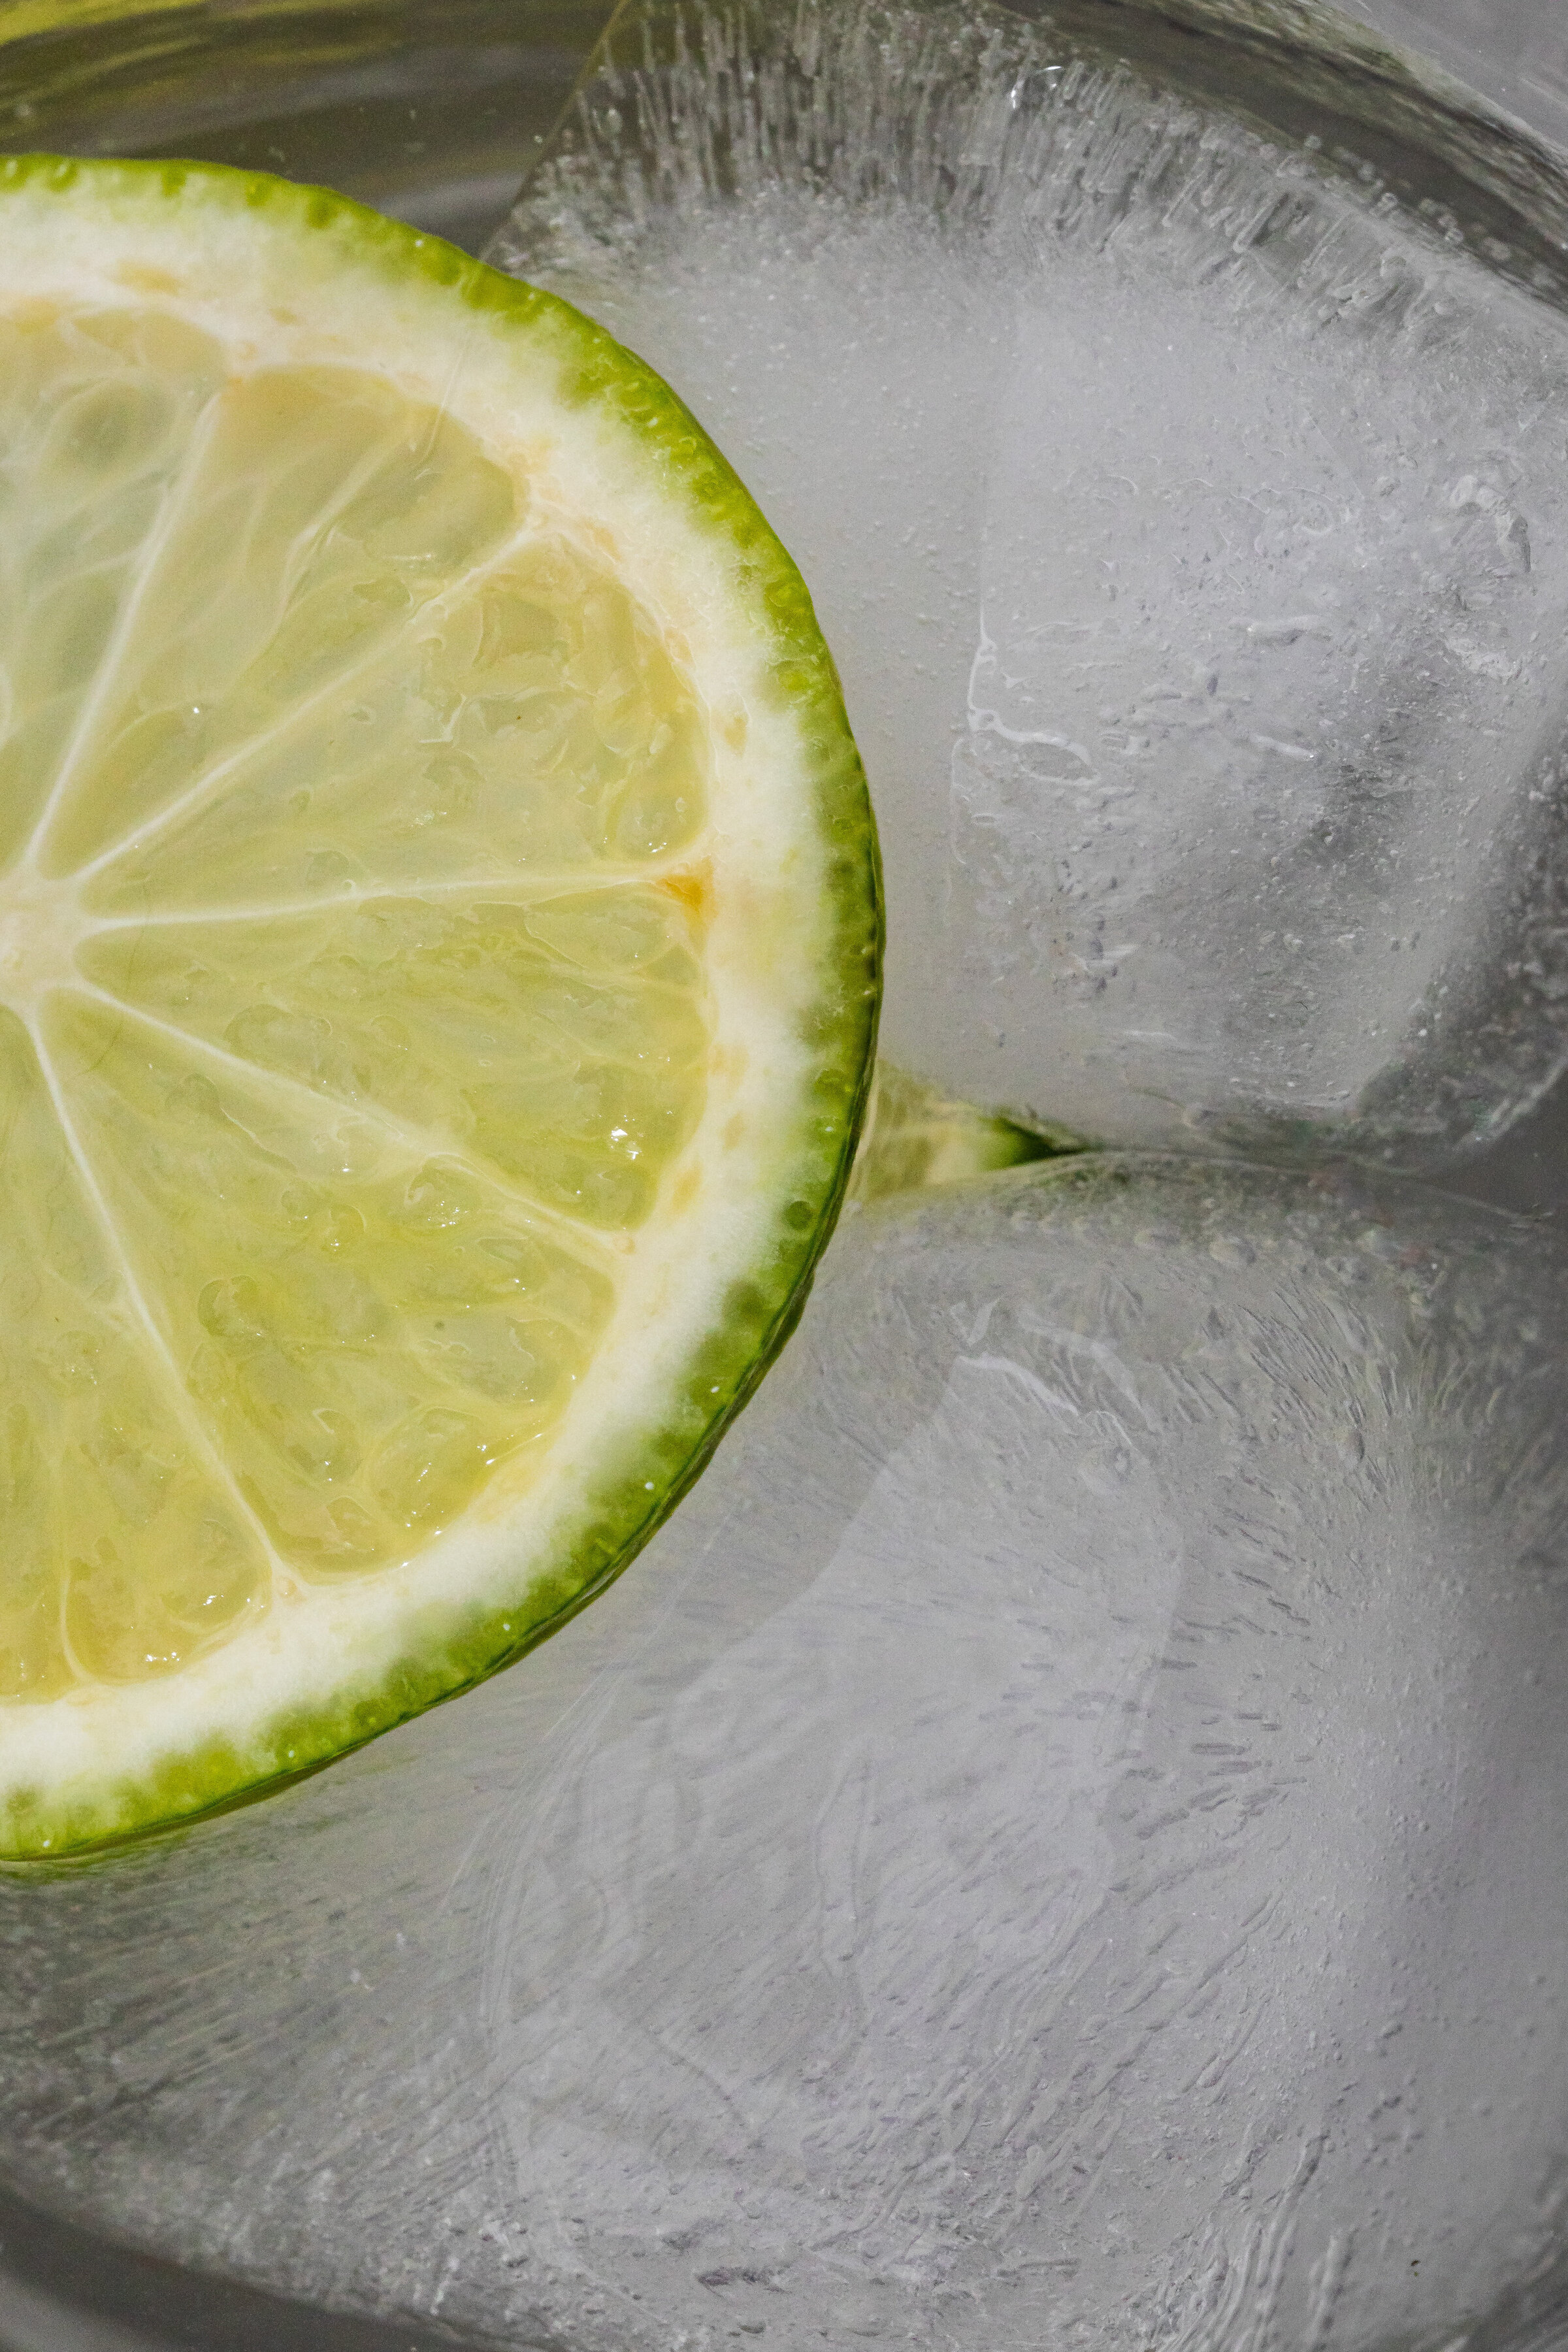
0, 1011, 269, 1700
0, 0, 533, 43
82, 538, 713, 912
0, 0, 208, 37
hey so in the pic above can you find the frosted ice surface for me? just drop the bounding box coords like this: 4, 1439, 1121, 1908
496, 0, 1568, 1166
3, 1154, 1568, 2350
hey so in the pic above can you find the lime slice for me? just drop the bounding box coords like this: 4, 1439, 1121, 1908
0, 156, 879, 1861
847, 1062, 1082, 1203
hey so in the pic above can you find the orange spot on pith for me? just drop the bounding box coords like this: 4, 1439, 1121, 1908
657, 862, 713, 924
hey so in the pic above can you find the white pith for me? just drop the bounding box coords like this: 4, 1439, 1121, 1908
0, 177, 845, 1845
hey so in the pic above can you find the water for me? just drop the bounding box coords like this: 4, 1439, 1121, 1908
497, 0, 1568, 1170
4, 1152, 1567, 2350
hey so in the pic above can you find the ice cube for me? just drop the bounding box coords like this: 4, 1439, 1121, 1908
3, 1153, 1567, 2349
496, 0, 1568, 1169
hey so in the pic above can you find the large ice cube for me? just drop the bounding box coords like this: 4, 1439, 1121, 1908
3, 1153, 1567, 2349
497, 0, 1568, 1168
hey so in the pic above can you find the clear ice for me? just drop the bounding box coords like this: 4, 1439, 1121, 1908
4, 1154, 1567, 2351
496, 0, 1568, 1168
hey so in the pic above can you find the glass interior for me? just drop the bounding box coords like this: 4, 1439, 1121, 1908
3, 3, 1568, 2349
1340, 0, 1568, 154
0, 0, 616, 250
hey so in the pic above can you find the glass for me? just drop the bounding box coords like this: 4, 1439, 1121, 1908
1341, 0, 1568, 155
3, 4, 1568, 2349
0, 0, 616, 249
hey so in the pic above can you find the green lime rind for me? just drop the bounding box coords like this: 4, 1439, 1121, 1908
0, 155, 881, 1863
